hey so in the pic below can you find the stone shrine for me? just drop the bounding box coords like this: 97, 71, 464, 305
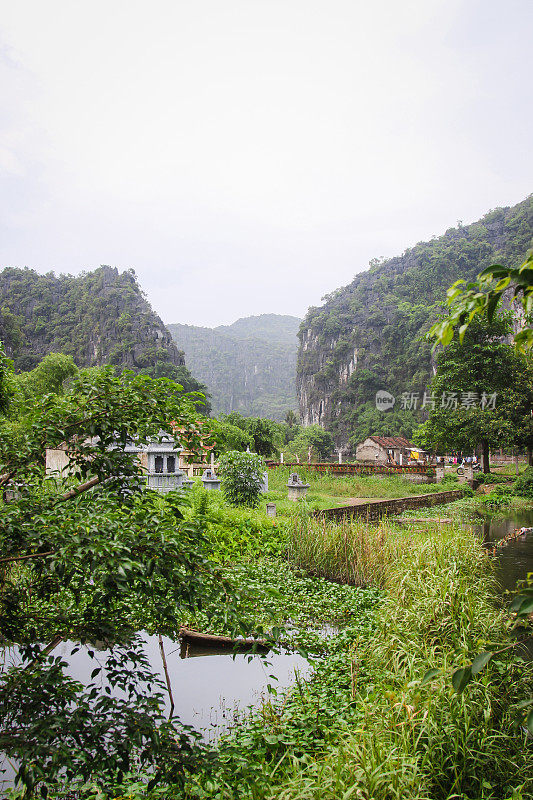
287, 472, 310, 501
144, 437, 185, 493
201, 467, 221, 491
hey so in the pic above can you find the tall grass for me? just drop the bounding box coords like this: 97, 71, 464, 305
267, 465, 460, 503
287, 515, 408, 587
269, 525, 533, 799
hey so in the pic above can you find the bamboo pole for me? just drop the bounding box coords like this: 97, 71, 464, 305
158, 634, 175, 719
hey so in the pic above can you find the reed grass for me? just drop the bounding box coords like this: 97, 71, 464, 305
267, 524, 533, 800
287, 515, 407, 587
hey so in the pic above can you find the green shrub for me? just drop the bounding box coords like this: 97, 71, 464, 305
218, 450, 265, 507
477, 493, 511, 510
475, 472, 503, 484
514, 465, 533, 498
492, 484, 514, 497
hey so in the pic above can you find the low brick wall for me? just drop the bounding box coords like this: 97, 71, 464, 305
315, 489, 465, 522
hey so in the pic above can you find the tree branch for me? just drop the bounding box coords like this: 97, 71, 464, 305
0, 470, 17, 488
0, 550, 54, 565
56, 475, 100, 503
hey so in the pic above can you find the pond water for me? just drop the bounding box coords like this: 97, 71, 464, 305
474, 509, 533, 591
474, 508, 533, 663
0, 633, 309, 792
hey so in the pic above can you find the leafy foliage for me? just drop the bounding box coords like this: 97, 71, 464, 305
415, 314, 533, 471
210, 418, 254, 455
431, 250, 533, 352
0, 363, 249, 794
218, 450, 265, 508
138, 360, 210, 413
221, 412, 283, 457
0, 637, 210, 795
514, 465, 533, 498
290, 424, 335, 461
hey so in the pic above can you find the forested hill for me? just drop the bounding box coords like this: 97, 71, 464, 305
297, 195, 533, 446
0, 265, 185, 374
167, 314, 301, 420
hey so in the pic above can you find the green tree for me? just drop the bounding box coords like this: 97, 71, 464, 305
416, 315, 533, 472
15, 352, 78, 399
291, 425, 334, 461
245, 417, 283, 457
210, 418, 254, 455
139, 360, 211, 413
221, 413, 283, 457
430, 251, 533, 351
0, 362, 251, 794
285, 410, 298, 427
218, 450, 265, 507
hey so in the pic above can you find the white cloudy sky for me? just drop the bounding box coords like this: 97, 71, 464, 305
0, 0, 531, 326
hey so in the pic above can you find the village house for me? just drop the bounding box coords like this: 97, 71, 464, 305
355, 435, 426, 465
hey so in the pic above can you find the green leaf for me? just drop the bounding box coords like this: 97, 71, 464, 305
516, 597, 533, 616
478, 263, 505, 278
515, 698, 533, 710
420, 668, 441, 686
471, 651, 494, 675
441, 325, 453, 347
452, 666, 472, 693
486, 292, 502, 322
509, 595, 525, 612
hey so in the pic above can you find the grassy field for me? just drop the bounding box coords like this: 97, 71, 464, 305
260, 466, 464, 515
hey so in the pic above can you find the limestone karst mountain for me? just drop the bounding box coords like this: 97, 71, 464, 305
167, 314, 301, 420
0, 266, 206, 404
297, 195, 533, 446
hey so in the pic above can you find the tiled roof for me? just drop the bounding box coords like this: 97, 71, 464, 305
368, 435, 413, 449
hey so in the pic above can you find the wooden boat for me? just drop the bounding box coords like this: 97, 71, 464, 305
179, 626, 269, 657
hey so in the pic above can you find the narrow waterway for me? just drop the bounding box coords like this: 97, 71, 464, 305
474, 509, 533, 591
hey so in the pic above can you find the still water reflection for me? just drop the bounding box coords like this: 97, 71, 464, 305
0, 633, 309, 792
474, 509, 533, 591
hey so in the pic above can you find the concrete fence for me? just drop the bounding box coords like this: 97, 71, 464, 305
314, 489, 465, 522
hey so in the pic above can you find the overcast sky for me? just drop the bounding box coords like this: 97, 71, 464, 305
0, 0, 531, 327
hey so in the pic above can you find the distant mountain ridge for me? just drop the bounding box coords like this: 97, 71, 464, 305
0, 265, 185, 372
167, 314, 301, 420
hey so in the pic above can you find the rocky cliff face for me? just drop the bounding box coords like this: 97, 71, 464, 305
297, 196, 533, 443
0, 265, 185, 372
167, 314, 301, 420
